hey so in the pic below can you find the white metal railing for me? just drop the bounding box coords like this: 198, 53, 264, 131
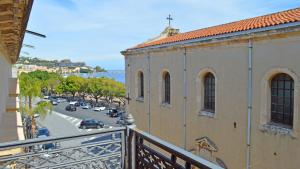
0, 125, 223, 169
0, 127, 125, 169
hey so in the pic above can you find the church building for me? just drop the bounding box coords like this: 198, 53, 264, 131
122, 7, 300, 169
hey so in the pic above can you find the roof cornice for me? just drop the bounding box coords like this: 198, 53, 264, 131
122, 21, 300, 55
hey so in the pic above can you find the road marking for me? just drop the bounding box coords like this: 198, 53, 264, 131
89, 137, 96, 140
71, 119, 78, 123
53, 111, 117, 133
53, 111, 83, 130
65, 117, 72, 120
54, 111, 68, 118
75, 121, 81, 126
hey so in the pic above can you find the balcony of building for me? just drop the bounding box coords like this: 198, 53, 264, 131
0, 121, 223, 169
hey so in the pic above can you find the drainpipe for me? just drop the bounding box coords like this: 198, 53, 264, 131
183, 48, 187, 150
147, 53, 151, 134
126, 56, 131, 115
246, 39, 253, 169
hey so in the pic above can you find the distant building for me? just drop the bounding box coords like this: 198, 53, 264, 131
122, 8, 300, 169
19, 65, 48, 73
0, 0, 33, 154
57, 59, 85, 67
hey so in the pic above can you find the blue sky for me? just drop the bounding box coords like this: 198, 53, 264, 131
23, 0, 299, 70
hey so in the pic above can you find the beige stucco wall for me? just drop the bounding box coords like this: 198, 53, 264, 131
186, 43, 249, 169
0, 43, 22, 143
0, 47, 11, 124
125, 31, 300, 169
250, 35, 300, 169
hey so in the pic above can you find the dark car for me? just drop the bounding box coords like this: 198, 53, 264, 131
79, 101, 86, 106
65, 105, 77, 111
108, 108, 120, 118
75, 102, 80, 107
42, 143, 56, 150
79, 119, 104, 129
36, 135, 58, 150
36, 127, 50, 137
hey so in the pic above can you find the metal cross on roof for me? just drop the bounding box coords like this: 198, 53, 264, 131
166, 14, 173, 27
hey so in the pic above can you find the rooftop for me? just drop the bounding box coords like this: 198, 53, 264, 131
128, 7, 300, 51
0, 0, 33, 63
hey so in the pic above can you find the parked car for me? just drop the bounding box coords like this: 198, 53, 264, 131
94, 106, 106, 111
36, 127, 50, 137
49, 96, 58, 100
43, 96, 50, 99
56, 98, 64, 103
75, 102, 80, 107
79, 119, 104, 129
69, 101, 77, 105
65, 105, 77, 111
51, 100, 58, 105
60, 98, 67, 102
108, 108, 120, 117
37, 135, 57, 150
79, 101, 86, 106
81, 104, 91, 109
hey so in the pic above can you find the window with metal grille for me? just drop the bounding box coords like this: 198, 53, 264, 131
139, 72, 144, 98
271, 73, 294, 127
164, 72, 170, 104
204, 73, 215, 112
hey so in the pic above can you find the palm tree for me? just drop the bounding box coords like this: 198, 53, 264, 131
19, 73, 53, 136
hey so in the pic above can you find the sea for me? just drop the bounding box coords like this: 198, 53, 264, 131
65, 70, 125, 83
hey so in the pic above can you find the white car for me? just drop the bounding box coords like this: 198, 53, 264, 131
51, 100, 58, 105
81, 104, 91, 109
94, 106, 106, 111
69, 101, 77, 105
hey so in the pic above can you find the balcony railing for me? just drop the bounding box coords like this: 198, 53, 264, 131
0, 126, 223, 169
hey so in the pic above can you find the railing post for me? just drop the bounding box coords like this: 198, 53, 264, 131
127, 125, 136, 169
171, 154, 177, 163
125, 113, 136, 169
185, 162, 191, 169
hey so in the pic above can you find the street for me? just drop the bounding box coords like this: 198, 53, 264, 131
53, 102, 120, 127
36, 101, 122, 147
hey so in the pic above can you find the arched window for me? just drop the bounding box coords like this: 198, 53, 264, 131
271, 73, 294, 127
139, 72, 144, 98
163, 72, 171, 104
204, 73, 215, 112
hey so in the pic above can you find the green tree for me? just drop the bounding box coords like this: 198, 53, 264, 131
56, 75, 81, 98
27, 70, 49, 94
77, 76, 88, 100
86, 78, 104, 103
19, 73, 53, 133
114, 81, 126, 106
47, 72, 62, 95
94, 66, 106, 72
99, 78, 125, 106
26, 70, 62, 95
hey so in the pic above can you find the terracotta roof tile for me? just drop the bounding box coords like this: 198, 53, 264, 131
129, 7, 300, 50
